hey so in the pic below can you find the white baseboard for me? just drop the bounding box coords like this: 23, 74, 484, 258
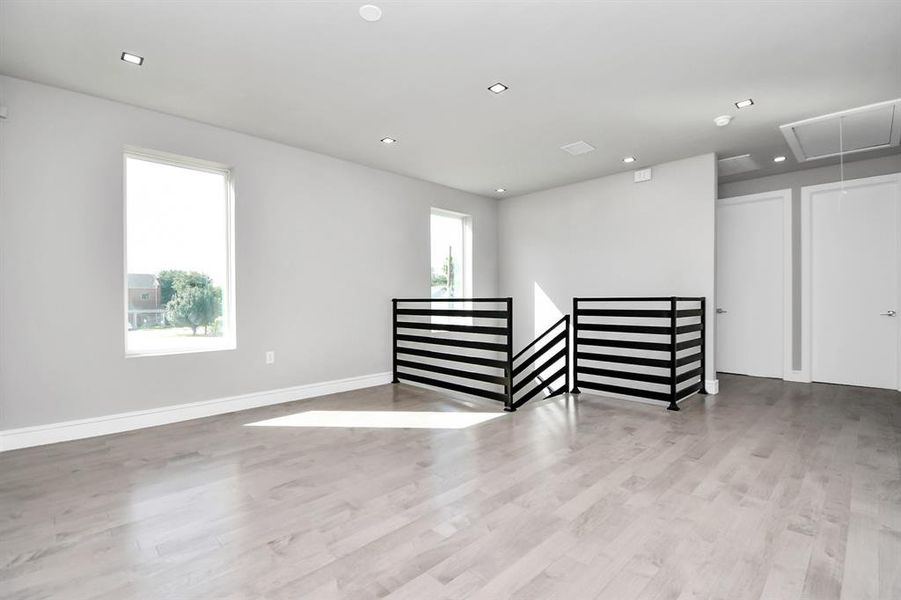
0, 371, 392, 452
783, 371, 811, 383
705, 379, 720, 395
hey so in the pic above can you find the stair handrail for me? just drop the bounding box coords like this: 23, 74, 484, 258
506, 314, 570, 411
512, 314, 570, 363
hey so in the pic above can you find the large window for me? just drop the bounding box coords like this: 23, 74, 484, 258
125, 149, 235, 356
430, 209, 470, 298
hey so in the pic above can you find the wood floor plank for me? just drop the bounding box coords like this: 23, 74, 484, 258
1, 375, 899, 599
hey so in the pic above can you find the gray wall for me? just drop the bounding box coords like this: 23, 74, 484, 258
0, 76, 498, 429
498, 153, 718, 383
718, 154, 901, 199
719, 153, 901, 370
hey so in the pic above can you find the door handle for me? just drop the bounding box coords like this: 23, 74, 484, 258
716, 308, 727, 314
881, 310, 897, 317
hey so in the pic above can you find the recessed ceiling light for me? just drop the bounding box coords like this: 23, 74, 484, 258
714, 115, 733, 127
496, 188, 506, 193
488, 83, 508, 94
359, 4, 382, 21
773, 155, 786, 163
380, 137, 396, 144
734, 98, 754, 109
623, 156, 636, 163
120, 52, 144, 66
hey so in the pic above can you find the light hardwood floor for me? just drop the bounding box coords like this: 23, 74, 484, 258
1, 375, 900, 599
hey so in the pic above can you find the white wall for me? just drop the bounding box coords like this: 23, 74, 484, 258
498, 153, 718, 383
0, 76, 498, 430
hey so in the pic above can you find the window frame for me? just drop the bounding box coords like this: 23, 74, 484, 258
123, 146, 237, 358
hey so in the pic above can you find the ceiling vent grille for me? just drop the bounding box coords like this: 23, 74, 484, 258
560, 141, 596, 156
717, 154, 760, 177
780, 99, 901, 162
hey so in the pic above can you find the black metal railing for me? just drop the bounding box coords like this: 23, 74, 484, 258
509, 315, 570, 411
393, 297, 514, 408
392, 298, 569, 411
571, 297, 706, 410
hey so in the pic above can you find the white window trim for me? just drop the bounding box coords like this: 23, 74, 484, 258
123, 146, 237, 357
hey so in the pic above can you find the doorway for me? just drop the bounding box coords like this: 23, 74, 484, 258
715, 190, 791, 378
802, 173, 901, 390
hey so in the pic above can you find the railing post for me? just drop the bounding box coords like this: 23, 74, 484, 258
563, 314, 571, 394
504, 297, 515, 412
699, 297, 707, 394
668, 296, 680, 411
391, 298, 399, 384
571, 298, 580, 394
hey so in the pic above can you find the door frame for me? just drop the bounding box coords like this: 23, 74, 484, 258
716, 189, 793, 379
800, 172, 901, 391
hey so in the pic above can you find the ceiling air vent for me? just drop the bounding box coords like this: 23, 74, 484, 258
717, 154, 760, 177
560, 141, 596, 156
780, 99, 901, 162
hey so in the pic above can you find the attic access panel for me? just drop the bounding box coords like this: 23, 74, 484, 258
780, 99, 901, 162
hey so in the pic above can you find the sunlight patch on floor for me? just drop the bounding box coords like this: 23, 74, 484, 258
245, 410, 505, 429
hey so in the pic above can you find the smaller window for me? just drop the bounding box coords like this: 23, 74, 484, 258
430, 209, 470, 298
140, 293, 150, 301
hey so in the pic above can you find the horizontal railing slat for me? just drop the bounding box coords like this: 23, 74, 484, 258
576, 381, 671, 402
396, 346, 507, 369
675, 352, 702, 367
395, 297, 511, 303
675, 337, 702, 351
575, 296, 704, 303
396, 360, 507, 385
675, 366, 703, 384
577, 309, 702, 318
577, 309, 672, 318
397, 333, 507, 353
578, 323, 671, 335
396, 308, 508, 318
577, 366, 671, 386
396, 372, 507, 403
576, 351, 671, 369
675, 323, 702, 334
577, 338, 671, 352
397, 321, 507, 336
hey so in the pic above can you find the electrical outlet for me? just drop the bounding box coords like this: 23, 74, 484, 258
265, 351, 275, 365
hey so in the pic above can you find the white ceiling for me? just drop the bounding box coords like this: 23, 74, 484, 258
1, 1, 899, 197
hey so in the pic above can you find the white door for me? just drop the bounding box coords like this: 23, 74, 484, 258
805, 174, 901, 390
715, 190, 790, 378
